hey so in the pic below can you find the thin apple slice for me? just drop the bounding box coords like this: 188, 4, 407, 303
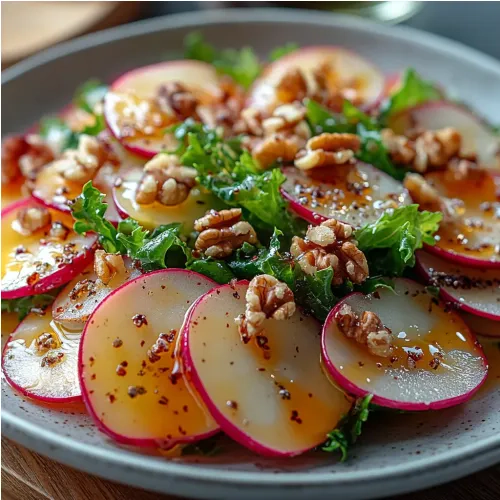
389, 101, 500, 169
460, 312, 500, 339
1, 199, 96, 299
281, 163, 410, 226
104, 61, 222, 158
2, 310, 82, 402
52, 258, 142, 328
79, 269, 219, 448
182, 280, 352, 457
322, 278, 488, 411
421, 170, 500, 267
248, 46, 385, 112
113, 166, 220, 231
416, 251, 500, 321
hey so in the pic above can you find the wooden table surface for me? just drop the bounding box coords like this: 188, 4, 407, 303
2, 437, 499, 500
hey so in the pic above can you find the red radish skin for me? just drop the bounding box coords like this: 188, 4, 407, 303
416, 251, 500, 321
1, 199, 97, 299
79, 269, 219, 448
248, 46, 385, 112
322, 279, 488, 411
2, 311, 82, 403
182, 280, 351, 458
281, 163, 410, 227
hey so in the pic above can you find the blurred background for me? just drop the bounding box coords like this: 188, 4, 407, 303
2, 1, 499, 68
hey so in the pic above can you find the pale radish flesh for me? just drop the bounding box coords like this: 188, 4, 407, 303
416, 251, 500, 320
79, 269, 219, 448
182, 280, 352, 457
105, 61, 221, 158
2, 313, 20, 349
422, 170, 500, 266
52, 258, 142, 327
281, 163, 410, 226
389, 101, 500, 169
113, 166, 220, 231
1, 199, 96, 299
2, 311, 82, 402
322, 278, 488, 411
248, 46, 385, 112
461, 312, 500, 338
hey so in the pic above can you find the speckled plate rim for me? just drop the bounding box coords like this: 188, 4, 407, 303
2, 8, 500, 499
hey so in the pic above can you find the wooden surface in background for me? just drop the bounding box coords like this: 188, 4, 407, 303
1, 437, 499, 500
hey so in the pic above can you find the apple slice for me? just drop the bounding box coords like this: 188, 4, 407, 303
281, 163, 410, 226
460, 312, 500, 339
389, 101, 500, 169
322, 278, 488, 411
1, 199, 96, 299
182, 280, 352, 457
421, 170, 500, 267
79, 269, 219, 448
113, 166, 220, 231
248, 46, 385, 112
2, 310, 82, 402
52, 258, 142, 328
416, 251, 500, 321
104, 61, 221, 158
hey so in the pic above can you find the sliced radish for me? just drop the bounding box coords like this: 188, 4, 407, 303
416, 251, 500, 321
1, 199, 96, 299
113, 166, 220, 231
248, 46, 385, 112
105, 61, 221, 158
79, 269, 219, 448
383, 73, 402, 98
52, 258, 141, 328
322, 278, 488, 411
460, 312, 500, 339
2, 313, 20, 349
389, 101, 500, 169
422, 170, 500, 267
182, 280, 351, 457
2, 310, 82, 402
281, 163, 410, 226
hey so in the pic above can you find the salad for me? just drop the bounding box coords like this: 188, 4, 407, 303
2, 34, 499, 460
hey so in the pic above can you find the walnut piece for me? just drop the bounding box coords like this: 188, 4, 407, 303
194, 208, 258, 258
290, 218, 368, 285
275, 68, 309, 104
52, 135, 111, 184
135, 154, 197, 206
295, 133, 361, 170
48, 221, 70, 240
235, 274, 296, 341
16, 206, 51, 234
252, 134, 303, 170
157, 82, 199, 121
94, 250, 126, 285
335, 304, 393, 358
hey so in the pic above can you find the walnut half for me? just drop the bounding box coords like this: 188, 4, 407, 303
235, 274, 296, 342
94, 250, 126, 285
335, 304, 393, 358
290, 218, 368, 285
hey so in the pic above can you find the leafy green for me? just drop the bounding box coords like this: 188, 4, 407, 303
181, 436, 222, 456
355, 204, 442, 276
39, 117, 80, 151
184, 32, 261, 89
380, 68, 441, 123
355, 276, 394, 295
268, 42, 299, 61
73, 79, 108, 114
1, 291, 60, 321
188, 259, 235, 284
323, 394, 373, 461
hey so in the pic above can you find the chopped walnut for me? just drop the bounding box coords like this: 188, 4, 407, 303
135, 154, 197, 206
335, 304, 393, 358
52, 135, 111, 184
235, 274, 296, 341
1, 134, 54, 185
275, 68, 308, 104
94, 250, 126, 285
48, 221, 70, 240
290, 218, 368, 285
157, 82, 199, 121
194, 208, 258, 258
35, 332, 59, 353
252, 134, 303, 169
295, 133, 361, 170
16, 206, 51, 234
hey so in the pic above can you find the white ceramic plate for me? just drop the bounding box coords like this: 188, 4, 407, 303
2, 8, 500, 499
